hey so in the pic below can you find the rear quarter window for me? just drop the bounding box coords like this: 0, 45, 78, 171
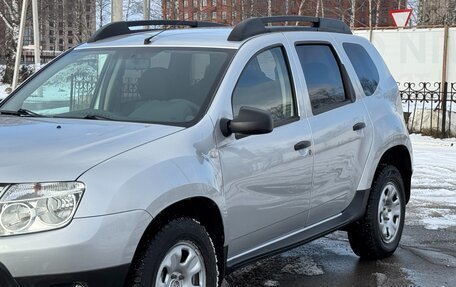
343, 43, 379, 96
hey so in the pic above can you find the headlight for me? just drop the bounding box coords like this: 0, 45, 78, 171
0, 182, 84, 236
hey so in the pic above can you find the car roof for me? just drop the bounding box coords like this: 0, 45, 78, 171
76, 28, 243, 50
77, 17, 354, 51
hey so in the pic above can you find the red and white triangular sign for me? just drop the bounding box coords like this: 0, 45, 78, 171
390, 9, 412, 27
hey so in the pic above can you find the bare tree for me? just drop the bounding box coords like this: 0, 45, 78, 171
96, 0, 110, 28
296, 0, 306, 16
418, 0, 456, 25
349, 0, 356, 29
0, 0, 20, 84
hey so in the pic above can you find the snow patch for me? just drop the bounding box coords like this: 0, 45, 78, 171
407, 109, 456, 137
373, 272, 388, 286
406, 134, 456, 230
0, 83, 10, 102
263, 280, 280, 287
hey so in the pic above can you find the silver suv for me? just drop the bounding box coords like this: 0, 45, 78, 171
0, 16, 412, 287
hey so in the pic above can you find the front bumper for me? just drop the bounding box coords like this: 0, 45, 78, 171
0, 210, 152, 287
1, 262, 128, 287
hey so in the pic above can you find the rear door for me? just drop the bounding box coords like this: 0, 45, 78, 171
286, 34, 373, 225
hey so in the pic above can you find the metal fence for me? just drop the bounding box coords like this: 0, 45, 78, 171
70, 75, 97, 111
399, 82, 456, 138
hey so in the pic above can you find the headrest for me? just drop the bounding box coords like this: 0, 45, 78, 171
137, 67, 170, 101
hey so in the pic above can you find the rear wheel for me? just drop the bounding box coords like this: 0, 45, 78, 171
128, 218, 219, 287
348, 165, 405, 259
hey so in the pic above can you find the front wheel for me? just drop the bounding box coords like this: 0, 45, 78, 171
128, 218, 219, 287
348, 165, 406, 259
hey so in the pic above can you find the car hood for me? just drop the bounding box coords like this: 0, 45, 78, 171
0, 116, 183, 182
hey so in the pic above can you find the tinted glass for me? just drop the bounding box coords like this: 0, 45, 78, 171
1, 48, 233, 126
232, 47, 296, 123
343, 43, 379, 96
296, 45, 348, 112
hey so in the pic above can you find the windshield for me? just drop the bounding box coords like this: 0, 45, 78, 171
0, 47, 234, 126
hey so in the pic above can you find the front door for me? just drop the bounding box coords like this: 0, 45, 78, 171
218, 46, 314, 258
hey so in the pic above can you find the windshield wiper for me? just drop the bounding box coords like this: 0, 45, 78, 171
83, 114, 114, 121
0, 108, 44, 117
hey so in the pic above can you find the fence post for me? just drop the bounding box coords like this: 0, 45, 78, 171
441, 82, 448, 138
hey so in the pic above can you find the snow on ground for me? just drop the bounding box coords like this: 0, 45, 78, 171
406, 134, 456, 230
0, 83, 10, 101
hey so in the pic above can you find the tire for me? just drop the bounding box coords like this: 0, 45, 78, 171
348, 165, 406, 259
128, 218, 219, 287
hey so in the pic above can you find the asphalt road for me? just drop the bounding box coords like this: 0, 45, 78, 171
223, 225, 456, 287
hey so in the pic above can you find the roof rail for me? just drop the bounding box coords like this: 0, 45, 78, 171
88, 20, 226, 43
228, 16, 352, 41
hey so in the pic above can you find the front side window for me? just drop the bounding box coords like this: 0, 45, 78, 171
232, 47, 296, 124
296, 44, 349, 113
343, 43, 379, 96
1, 47, 234, 126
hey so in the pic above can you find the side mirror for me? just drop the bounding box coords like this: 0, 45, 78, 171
220, 106, 273, 137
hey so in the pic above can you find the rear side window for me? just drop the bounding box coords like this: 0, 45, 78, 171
343, 43, 379, 96
232, 47, 297, 124
296, 45, 349, 113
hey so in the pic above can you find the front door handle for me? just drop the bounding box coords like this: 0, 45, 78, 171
353, 122, 366, 131
294, 140, 312, 151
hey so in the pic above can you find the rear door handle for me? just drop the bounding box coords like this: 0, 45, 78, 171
353, 122, 366, 131
294, 140, 312, 151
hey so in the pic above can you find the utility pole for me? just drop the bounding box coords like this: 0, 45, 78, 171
112, 0, 123, 22
13, 0, 41, 89
144, 0, 150, 20
32, 0, 40, 72
12, 0, 29, 89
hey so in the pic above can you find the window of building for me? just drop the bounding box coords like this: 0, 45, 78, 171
49, 21, 54, 27
296, 44, 350, 113
184, 0, 188, 7
49, 30, 54, 36
202, 0, 207, 6
59, 30, 63, 36
222, 0, 227, 5
232, 47, 297, 124
68, 30, 73, 36
343, 43, 379, 96
232, 0, 236, 5
212, 0, 217, 6
68, 38, 73, 44
184, 12, 189, 19
232, 11, 236, 19
59, 39, 64, 44
193, 0, 197, 7
222, 11, 227, 20
212, 11, 217, 20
